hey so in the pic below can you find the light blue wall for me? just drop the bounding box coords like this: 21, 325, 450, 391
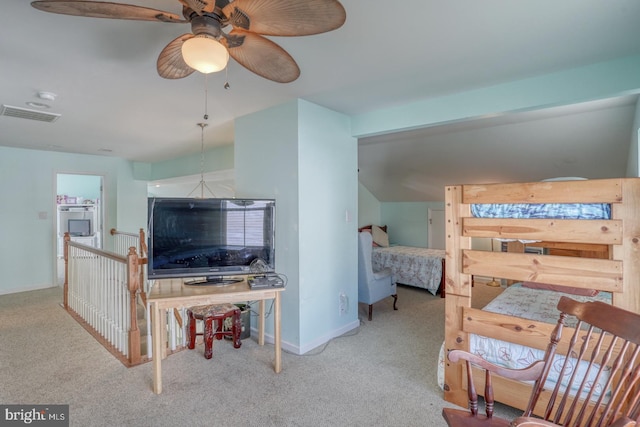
57, 174, 102, 201
357, 182, 380, 228
381, 202, 445, 247
115, 163, 148, 234
143, 146, 235, 198
145, 145, 234, 181
627, 96, 640, 178
147, 177, 235, 199
352, 54, 640, 139
353, 55, 640, 245
0, 146, 147, 294
235, 101, 302, 346
3, 51, 639, 350
235, 99, 358, 354
297, 100, 358, 353
358, 193, 446, 248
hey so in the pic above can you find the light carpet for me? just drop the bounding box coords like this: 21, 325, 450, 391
0, 283, 521, 426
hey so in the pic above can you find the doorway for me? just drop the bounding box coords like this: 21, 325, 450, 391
55, 173, 104, 285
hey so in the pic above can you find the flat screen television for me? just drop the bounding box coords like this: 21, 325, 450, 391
68, 219, 91, 236
147, 197, 276, 284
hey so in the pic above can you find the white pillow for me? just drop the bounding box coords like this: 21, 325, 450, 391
371, 225, 389, 247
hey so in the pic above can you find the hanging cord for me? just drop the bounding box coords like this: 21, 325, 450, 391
188, 123, 215, 198
198, 123, 217, 198
187, 74, 216, 198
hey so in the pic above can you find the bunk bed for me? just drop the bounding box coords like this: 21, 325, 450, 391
442, 178, 640, 413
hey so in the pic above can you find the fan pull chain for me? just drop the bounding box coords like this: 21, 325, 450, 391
203, 74, 209, 120
224, 66, 230, 90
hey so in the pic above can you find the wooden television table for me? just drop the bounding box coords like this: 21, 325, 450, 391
148, 277, 284, 394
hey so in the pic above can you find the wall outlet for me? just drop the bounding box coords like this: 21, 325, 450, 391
339, 292, 348, 315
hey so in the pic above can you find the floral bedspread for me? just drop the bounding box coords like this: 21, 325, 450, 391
372, 246, 444, 295
471, 203, 611, 219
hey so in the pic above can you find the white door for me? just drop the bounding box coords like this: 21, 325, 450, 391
428, 209, 445, 249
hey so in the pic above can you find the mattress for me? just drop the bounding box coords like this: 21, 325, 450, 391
438, 284, 612, 397
471, 203, 611, 219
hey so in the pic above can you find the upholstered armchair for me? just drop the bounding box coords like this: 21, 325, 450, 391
357, 232, 397, 320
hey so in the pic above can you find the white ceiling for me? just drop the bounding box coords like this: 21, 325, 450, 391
2, 0, 640, 201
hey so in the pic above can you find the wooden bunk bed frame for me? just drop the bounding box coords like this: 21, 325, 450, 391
443, 178, 640, 413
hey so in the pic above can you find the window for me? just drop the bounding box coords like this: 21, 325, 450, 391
224, 204, 268, 246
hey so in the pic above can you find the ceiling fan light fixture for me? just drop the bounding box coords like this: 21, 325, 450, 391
181, 35, 229, 74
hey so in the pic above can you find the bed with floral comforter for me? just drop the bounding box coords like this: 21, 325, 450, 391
372, 246, 444, 295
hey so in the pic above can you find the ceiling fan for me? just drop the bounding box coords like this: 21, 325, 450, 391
31, 0, 346, 83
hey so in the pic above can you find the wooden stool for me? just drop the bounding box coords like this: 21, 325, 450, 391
187, 303, 242, 359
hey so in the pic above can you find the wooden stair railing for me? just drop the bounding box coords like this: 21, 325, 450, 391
64, 232, 145, 367
110, 227, 184, 340
111, 228, 148, 301
67, 228, 187, 365
126, 246, 141, 365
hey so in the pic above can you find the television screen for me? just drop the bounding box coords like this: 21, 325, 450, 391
68, 219, 91, 236
147, 198, 276, 282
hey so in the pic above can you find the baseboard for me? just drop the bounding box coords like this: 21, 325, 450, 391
0, 283, 60, 296
251, 319, 360, 355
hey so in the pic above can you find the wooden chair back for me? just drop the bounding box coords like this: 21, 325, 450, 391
443, 296, 640, 427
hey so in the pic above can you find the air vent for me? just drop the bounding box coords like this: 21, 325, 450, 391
0, 104, 61, 123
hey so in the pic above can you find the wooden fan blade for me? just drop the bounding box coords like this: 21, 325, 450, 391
222, 0, 346, 36
222, 29, 300, 83
31, 1, 187, 23
179, 0, 216, 15
157, 34, 196, 79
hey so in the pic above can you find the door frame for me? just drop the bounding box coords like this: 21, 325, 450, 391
54, 172, 105, 286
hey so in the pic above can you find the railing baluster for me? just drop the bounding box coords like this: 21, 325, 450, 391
168, 309, 176, 351
63, 229, 153, 365
146, 299, 152, 359
113, 260, 118, 347
117, 263, 121, 351
107, 258, 112, 344
65, 238, 133, 360
180, 307, 187, 348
